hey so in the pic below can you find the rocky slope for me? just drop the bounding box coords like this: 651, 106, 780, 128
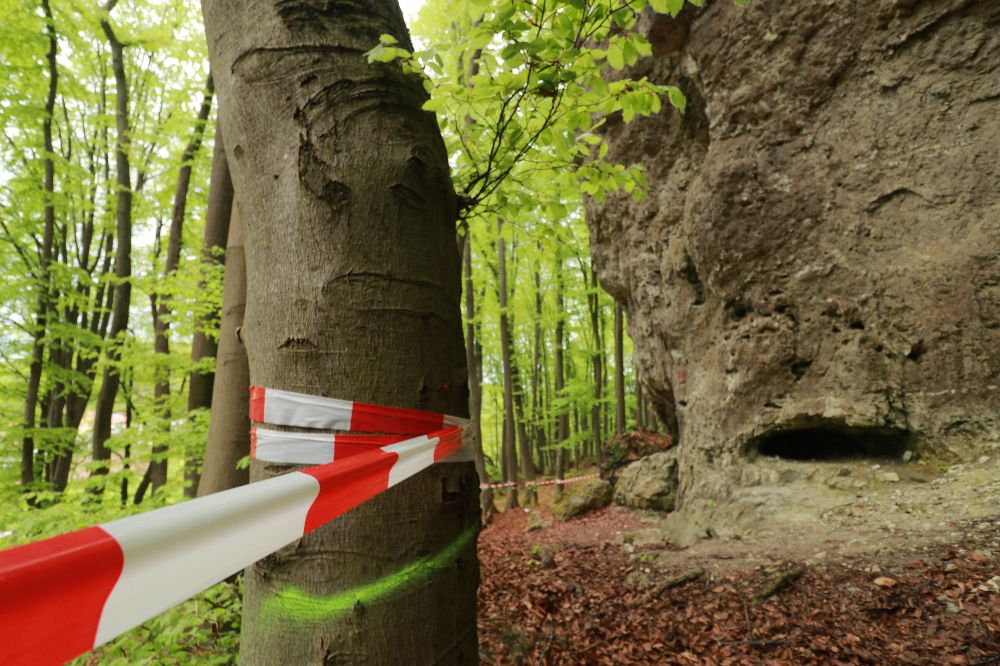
586, 0, 1000, 518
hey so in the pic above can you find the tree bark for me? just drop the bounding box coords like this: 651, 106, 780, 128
22, 0, 59, 492
614, 302, 625, 434
196, 203, 250, 496
91, 4, 132, 481
497, 218, 519, 510
531, 265, 545, 475
554, 252, 568, 495
462, 222, 494, 514
636, 368, 646, 429
148, 75, 214, 494
204, 1, 479, 662
185, 120, 234, 496
588, 268, 604, 464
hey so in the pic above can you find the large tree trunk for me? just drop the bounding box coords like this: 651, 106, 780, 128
462, 223, 494, 515
147, 75, 213, 495
91, 3, 132, 481
21, 0, 59, 492
185, 120, 234, 497
204, 2, 479, 662
196, 203, 249, 497
497, 218, 520, 510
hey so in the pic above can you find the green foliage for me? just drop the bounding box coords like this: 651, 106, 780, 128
369, 0, 701, 212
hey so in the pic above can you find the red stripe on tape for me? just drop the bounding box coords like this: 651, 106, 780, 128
300, 450, 397, 533
334, 433, 409, 459
249, 385, 266, 423
433, 427, 464, 462
0, 526, 123, 666
349, 401, 446, 435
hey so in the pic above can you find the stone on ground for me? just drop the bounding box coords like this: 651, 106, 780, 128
552, 478, 613, 520
615, 451, 679, 512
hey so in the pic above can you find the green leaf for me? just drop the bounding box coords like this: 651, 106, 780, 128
606, 42, 625, 70
622, 40, 638, 66
589, 74, 608, 97
379, 33, 398, 45
667, 86, 686, 113
422, 97, 444, 112
651, 0, 685, 16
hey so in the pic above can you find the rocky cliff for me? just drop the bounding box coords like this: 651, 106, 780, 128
586, 0, 1000, 513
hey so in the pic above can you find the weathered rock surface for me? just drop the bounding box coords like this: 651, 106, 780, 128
586, 0, 1000, 512
552, 478, 614, 520
615, 451, 680, 512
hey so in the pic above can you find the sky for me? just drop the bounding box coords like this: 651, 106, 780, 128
399, 0, 426, 33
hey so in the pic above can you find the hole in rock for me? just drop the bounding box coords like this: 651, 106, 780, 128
907, 340, 926, 362
753, 425, 911, 461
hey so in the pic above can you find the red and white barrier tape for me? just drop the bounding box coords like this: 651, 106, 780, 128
249, 385, 473, 464
480, 473, 599, 490
0, 386, 469, 666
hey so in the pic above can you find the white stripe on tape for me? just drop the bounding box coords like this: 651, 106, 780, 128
96, 471, 320, 645
384, 435, 436, 488
262, 387, 354, 430
254, 428, 336, 465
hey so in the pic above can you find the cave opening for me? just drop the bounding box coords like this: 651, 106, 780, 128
752, 425, 911, 461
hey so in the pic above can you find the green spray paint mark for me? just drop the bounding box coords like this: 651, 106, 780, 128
263, 527, 476, 623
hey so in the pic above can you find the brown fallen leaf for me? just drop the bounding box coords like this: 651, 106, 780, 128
874, 576, 898, 588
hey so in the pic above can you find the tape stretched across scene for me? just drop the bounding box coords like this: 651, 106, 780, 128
0, 386, 472, 666
479, 473, 600, 490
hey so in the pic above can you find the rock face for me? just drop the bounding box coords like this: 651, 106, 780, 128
615, 451, 680, 512
552, 478, 614, 520
586, 0, 1000, 509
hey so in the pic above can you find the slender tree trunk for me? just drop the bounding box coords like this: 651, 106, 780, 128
196, 203, 250, 496
588, 268, 604, 464
601, 297, 609, 439
22, 0, 59, 492
205, 2, 479, 662
554, 252, 568, 495
636, 366, 645, 429
147, 76, 214, 494
462, 222, 494, 514
507, 235, 536, 500
540, 329, 551, 474
531, 265, 545, 475
186, 120, 234, 497
511, 360, 536, 504
91, 4, 132, 482
614, 302, 625, 434
497, 218, 519, 510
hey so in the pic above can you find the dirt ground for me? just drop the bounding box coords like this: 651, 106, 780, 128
477, 458, 1000, 665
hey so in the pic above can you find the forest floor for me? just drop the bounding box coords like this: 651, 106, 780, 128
477, 469, 1000, 665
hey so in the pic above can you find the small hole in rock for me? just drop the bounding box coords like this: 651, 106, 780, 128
849, 320, 865, 330
753, 426, 911, 461
725, 299, 751, 320
790, 359, 812, 379
907, 340, 926, 362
